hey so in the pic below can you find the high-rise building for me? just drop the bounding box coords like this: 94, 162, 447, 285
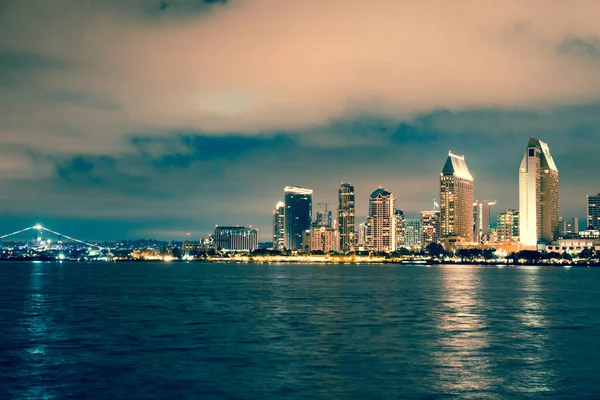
272, 201, 285, 250
357, 222, 367, 247
214, 226, 258, 252
315, 211, 332, 227
309, 224, 338, 253
519, 137, 559, 246
497, 209, 519, 242
284, 186, 313, 251
338, 183, 356, 252
405, 219, 421, 248
587, 193, 600, 229
440, 151, 474, 242
420, 211, 440, 246
367, 188, 396, 252
559, 218, 579, 238
395, 209, 406, 249
473, 200, 497, 244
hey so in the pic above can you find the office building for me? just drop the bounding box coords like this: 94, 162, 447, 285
588, 193, 600, 229
272, 201, 285, 250
214, 226, 258, 252
519, 137, 559, 246
440, 151, 474, 242
367, 188, 396, 252
497, 209, 519, 242
338, 183, 356, 252
357, 222, 367, 247
309, 224, 338, 253
420, 211, 440, 246
284, 186, 313, 251
473, 200, 497, 244
395, 209, 406, 248
559, 218, 579, 238
405, 219, 421, 248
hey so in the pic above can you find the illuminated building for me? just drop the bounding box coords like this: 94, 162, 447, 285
284, 186, 313, 251
519, 137, 559, 246
405, 219, 421, 248
497, 209, 519, 242
473, 200, 497, 244
309, 224, 338, 253
395, 209, 406, 248
357, 222, 367, 247
420, 211, 440, 246
587, 193, 600, 229
367, 188, 396, 252
440, 151, 474, 242
272, 201, 285, 250
214, 226, 258, 252
338, 183, 356, 252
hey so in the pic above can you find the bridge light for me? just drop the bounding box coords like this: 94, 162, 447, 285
34, 224, 43, 230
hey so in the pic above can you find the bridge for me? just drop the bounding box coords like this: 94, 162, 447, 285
0, 224, 104, 251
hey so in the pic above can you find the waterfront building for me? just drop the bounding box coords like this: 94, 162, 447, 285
519, 137, 559, 246
338, 183, 356, 252
395, 209, 406, 248
473, 200, 497, 244
559, 218, 579, 238
214, 226, 258, 252
497, 209, 519, 242
405, 219, 421, 248
420, 211, 440, 246
440, 151, 474, 243
272, 201, 285, 250
309, 224, 338, 253
367, 188, 396, 252
284, 186, 313, 251
587, 193, 600, 229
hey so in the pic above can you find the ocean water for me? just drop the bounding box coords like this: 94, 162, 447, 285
1, 262, 599, 399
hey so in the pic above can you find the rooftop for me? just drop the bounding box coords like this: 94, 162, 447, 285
442, 151, 473, 181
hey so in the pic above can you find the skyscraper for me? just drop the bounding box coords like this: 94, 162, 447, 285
272, 201, 285, 250
338, 183, 356, 252
440, 151, 474, 242
587, 193, 600, 229
367, 188, 396, 252
519, 137, 559, 246
405, 219, 421, 248
420, 211, 440, 246
473, 200, 497, 244
395, 209, 406, 249
497, 209, 519, 242
284, 186, 313, 251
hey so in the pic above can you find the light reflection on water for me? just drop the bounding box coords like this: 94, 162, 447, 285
432, 265, 497, 395
0, 263, 598, 399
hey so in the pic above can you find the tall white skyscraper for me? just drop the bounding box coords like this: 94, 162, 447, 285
519, 137, 559, 247
367, 188, 396, 252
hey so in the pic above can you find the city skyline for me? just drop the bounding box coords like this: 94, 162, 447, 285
1, 1, 600, 240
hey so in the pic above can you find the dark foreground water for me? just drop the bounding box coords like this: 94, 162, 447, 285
1, 263, 599, 399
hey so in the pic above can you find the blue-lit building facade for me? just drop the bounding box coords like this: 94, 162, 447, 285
284, 186, 313, 251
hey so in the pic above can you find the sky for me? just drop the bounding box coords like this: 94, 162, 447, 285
1, 0, 600, 241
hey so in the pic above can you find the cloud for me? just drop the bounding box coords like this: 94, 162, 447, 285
0, 0, 600, 238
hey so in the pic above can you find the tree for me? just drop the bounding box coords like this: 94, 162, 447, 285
425, 243, 445, 258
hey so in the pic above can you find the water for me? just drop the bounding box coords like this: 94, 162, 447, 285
1, 262, 599, 399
